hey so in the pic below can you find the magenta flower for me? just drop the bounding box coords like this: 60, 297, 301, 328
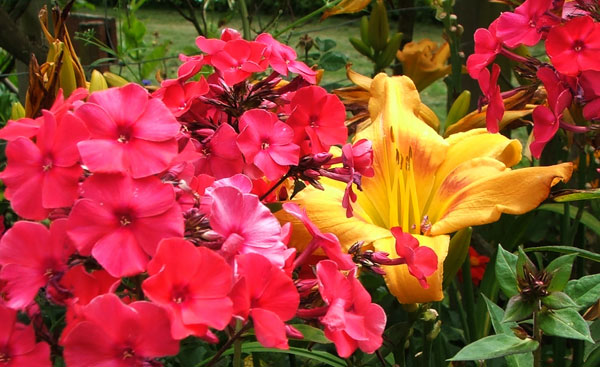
75, 83, 181, 178
530, 67, 573, 157
0, 219, 73, 309
208, 186, 290, 267
579, 70, 600, 121
0, 111, 88, 220
153, 77, 209, 117
466, 20, 501, 79
477, 64, 504, 133
231, 253, 300, 349
282, 203, 355, 270
0, 304, 51, 367
67, 173, 184, 277
496, 0, 555, 48
546, 15, 600, 76
390, 227, 438, 288
210, 39, 270, 85
237, 109, 300, 180
255, 33, 317, 83
61, 294, 179, 367
196, 124, 245, 179
286, 86, 347, 154
316, 260, 386, 358
143, 238, 233, 340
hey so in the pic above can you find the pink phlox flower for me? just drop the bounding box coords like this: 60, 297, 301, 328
467, 20, 502, 79
0, 110, 88, 220
0, 304, 51, 367
282, 203, 355, 271
67, 173, 184, 277
61, 293, 179, 367
153, 77, 209, 117
230, 253, 300, 349
530, 67, 573, 157
496, 0, 556, 48
0, 219, 74, 310
75, 83, 181, 178
58, 265, 120, 343
390, 227, 438, 289
546, 15, 600, 76
195, 124, 245, 179
316, 260, 386, 358
338, 139, 375, 218
210, 39, 270, 85
578, 70, 600, 120
255, 33, 317, 83
207, 186, 289, 267
237, 109, 300, 180
286, 86, 347, 155
478, 63, 504, 133
143, 238, 233, 340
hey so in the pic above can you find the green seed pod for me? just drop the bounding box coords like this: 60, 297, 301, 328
350, 37, 373, 58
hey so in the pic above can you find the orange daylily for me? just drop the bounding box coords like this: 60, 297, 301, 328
279, 74, 572, 304
396, 39, 451, 91
322, 0, 372, 20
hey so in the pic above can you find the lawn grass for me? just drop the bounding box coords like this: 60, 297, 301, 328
83, 5, 447, 119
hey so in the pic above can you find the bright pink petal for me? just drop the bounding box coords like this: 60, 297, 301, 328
250, 308, 289, 349
125, 138, 178, 178
87, 83, 148, 128
130, 98, 180, 141
91, 228, 148, 277
77, 139, 126, 173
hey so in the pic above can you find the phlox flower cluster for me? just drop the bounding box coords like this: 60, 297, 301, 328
0, 29, 437, 365
466, 0, 600, 157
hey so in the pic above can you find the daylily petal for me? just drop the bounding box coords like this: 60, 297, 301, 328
358, 74, 448, 227
373, 234, 449, 303
276, 184, 390, 253
429, 162, 573, 235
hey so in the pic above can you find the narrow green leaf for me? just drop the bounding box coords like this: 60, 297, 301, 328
496, 245, 519, 298
546, 254, 576, 292
525, 246, 600, 263
552, 188, 600, 202
443, 227, 472, 289
565, 274, 600, 309
448, 334, 538, 361
504, 295, 534, 322
538, 308, 594, 342
541, 292, 579, 310
197, 342, 346, 367
289, 324, 332, 344
537, 204, 600, 236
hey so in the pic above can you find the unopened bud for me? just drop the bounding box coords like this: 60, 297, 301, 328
438, 12, 447, 19
457, 24, 464, 36
421, 308, 439, 322
285, 325, 304, 339
427, 320, 442, 340
200, 230, 222, 241
450, 26, 457, 33
449, 14, 457, 21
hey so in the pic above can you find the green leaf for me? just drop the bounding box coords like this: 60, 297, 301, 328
537, 204, 600, 236
197, 342, 345, 367
496, 244, 519, 298
504, 295, 534, 322
442, 227, 472, 289
525, 246, 600, 263
448, 334, 539, 361
289, 324, 332, 344
546, 254, 576, 292
516, 247, 534, 281
565, 274, 600, 309
538, 308, 594, 342
541, 292, 579, 310
318, 51, 348, 71
315, 37, 336, 52
482, 295, 533, 367
552, 188, 600, 202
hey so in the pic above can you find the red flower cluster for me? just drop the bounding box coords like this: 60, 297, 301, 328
0, 29, 438, 365
466, 0, 600, 157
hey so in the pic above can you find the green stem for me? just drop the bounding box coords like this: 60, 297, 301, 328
450, 280, 471, 343
233, 320, 244, 367
461, 255, 477, 343
273, 0, 343, 39
422, 320, 435, 367
238, 0, 251, 40
441, 0, 462, 107
533, 305, 542, 367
